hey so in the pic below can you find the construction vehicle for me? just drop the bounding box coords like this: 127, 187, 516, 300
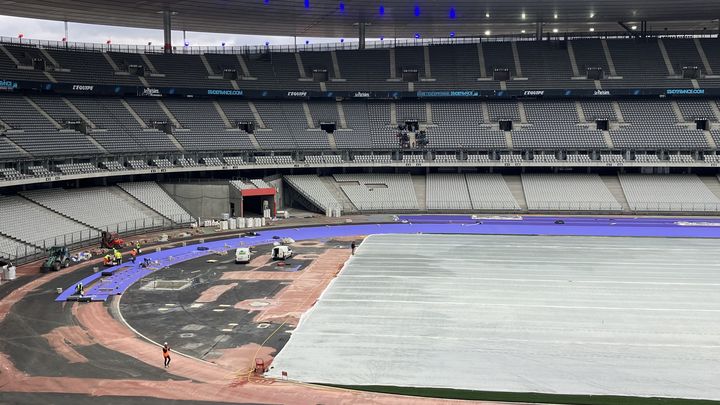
101, 231, 124, 249
271, 245, 293, 260
42, 246, 71, 272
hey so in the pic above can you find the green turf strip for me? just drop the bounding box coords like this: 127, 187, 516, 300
321, 385, 720, 405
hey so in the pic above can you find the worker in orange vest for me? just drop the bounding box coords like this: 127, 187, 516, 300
162, 342, 171, 368
103, 254, 112, 266
130, 248, 138, 264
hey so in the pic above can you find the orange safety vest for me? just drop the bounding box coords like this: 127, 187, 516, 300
162, 347, 170, 358
130, 249, 137, 257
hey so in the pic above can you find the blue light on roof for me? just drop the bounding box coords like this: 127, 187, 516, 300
414, 32, 420, 38
414, 5, 420, 17
304, 0, 309, 8
379, 5, 384, 15
450, 31, 455, 37
449, 7, 456, 19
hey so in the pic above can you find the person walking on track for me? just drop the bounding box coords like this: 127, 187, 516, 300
162, 342, 171, 368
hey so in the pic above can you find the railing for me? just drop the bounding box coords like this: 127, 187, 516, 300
629, 202, 720, 212
527, 201, 624, 211
426, 201, 522, 210
7, 214, 193, 265
1, 29, 717, 56
0, 249, 14, 263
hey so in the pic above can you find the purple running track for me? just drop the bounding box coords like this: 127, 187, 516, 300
56, 216, 720, 302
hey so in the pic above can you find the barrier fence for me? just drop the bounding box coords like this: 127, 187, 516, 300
314, 200, 720, 215
1, 30, 717, 56
3, 214, 193, 265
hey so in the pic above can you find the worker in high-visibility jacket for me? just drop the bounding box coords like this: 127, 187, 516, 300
113, 249, 122, 264
130, 248, 138, 264
103, 254, 112, 266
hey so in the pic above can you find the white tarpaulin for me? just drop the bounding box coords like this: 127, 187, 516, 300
267, 233, 720, 400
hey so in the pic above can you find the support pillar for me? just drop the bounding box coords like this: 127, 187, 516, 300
358, 22, 366, 50
163, 10, 172, 54
535, 21, 543, 41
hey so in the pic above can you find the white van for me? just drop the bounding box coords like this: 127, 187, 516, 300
271, 245, 293, 260
235, 247, 251, 264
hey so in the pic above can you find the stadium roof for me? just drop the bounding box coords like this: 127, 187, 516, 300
3, 0, 719, 39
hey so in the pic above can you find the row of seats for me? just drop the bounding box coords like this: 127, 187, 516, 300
620, 174, 720, 212
118, 182, 194, 223
286, 173, 720, 213
334, 173, 419, 211
2, 95, 719, 160
0, 195, 99, 248
522, 173, 622, 211
284, 175, 343, 212
4, 152, 719, 182
3, 39, 720, 90
21, 187, 165, 232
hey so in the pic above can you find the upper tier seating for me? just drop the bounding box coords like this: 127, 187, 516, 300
0, 38, 711, 90
0, 82, 718, 160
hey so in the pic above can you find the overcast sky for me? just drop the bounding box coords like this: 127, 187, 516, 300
0, 14, 348, 47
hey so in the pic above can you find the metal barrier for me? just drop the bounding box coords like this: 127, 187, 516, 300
629, 202, 720, 212
1, 30, 717, 56
9, 214, 193, 265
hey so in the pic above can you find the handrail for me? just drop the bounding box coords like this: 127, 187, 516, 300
8, 214, 193, 264
1, 30, 717, 56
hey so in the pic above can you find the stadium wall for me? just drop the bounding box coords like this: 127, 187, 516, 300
161, 183, 230, 219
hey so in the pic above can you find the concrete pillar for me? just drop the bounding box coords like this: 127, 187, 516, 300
535, 21, 543, 41
358, 23, 366, 50
163, 10, 172, 54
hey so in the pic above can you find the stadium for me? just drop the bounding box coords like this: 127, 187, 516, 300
1, 0, 720, 403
